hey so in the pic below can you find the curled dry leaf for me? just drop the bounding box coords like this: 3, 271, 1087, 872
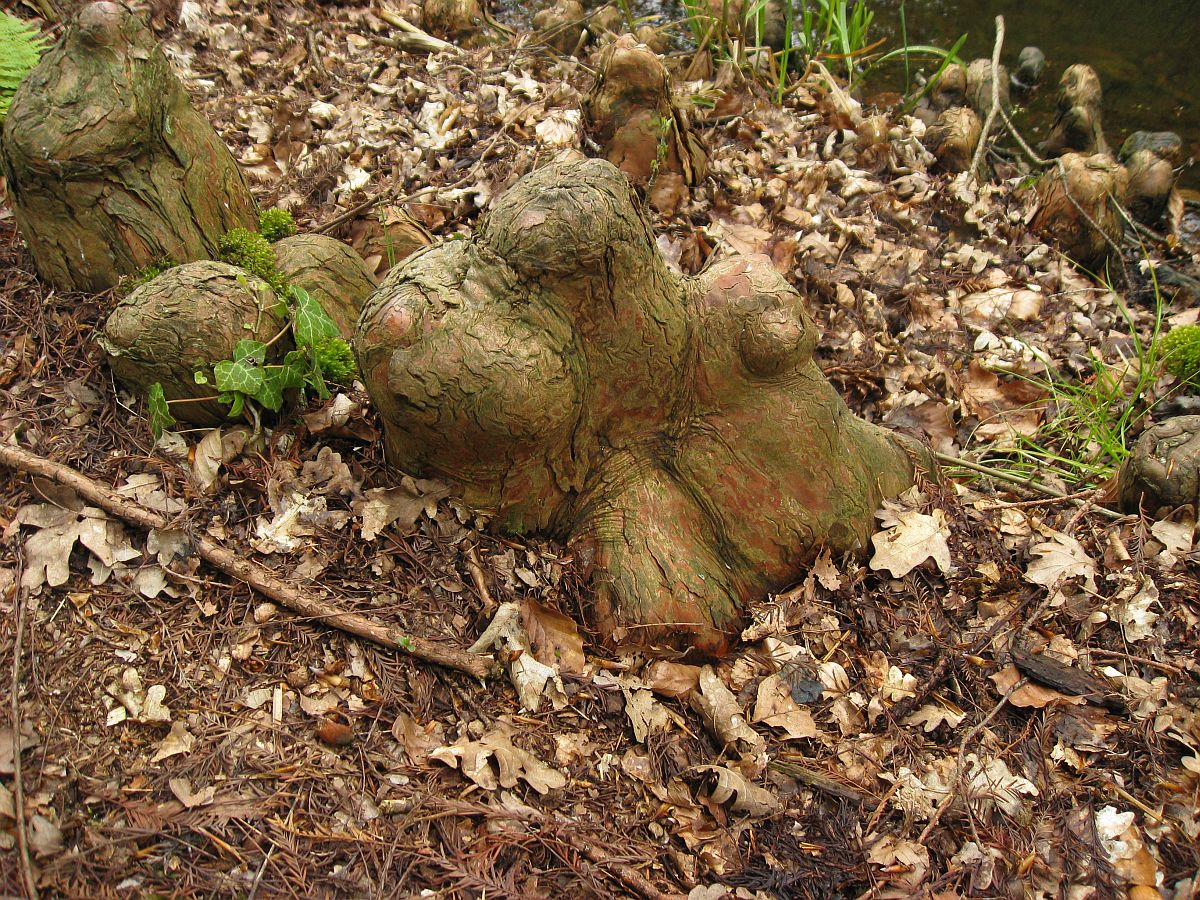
169, 777, 216, 809
751, 674, 820, 741
644, 660, 702, 699
689, 666, 765, 755
353, 476, 451, 540
991, 663, 1084, 709
151, 721, 196, 762
391, 712, 445, 765
689, 765, 781, 818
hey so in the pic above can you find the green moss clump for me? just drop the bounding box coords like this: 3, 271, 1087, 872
218, 228, 286, 294
1159, 325, 1200, 386
315, 337, 357, 384
117, 257, 178, 297
258, 208, 297, 243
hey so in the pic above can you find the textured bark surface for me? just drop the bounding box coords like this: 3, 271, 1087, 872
98, 262, 287, 425
1119, 132, 1182, 226
1042, 64, 1108, 158
272, 234, 377, 340
0, 2, 257, 293
532, 0, 586, 55
355, 158, 927, 653
1030, 153, 1128, 272
1118, 416, 1200, 517
583, 36, 707, 211
923, 107, 982, 174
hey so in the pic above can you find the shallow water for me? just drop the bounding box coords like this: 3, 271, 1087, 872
866, 0, 1198, 187
507, 0, 1198, 187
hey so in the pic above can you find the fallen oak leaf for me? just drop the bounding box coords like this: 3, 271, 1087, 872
869, 500, 952, 578
430, 727, 566, 795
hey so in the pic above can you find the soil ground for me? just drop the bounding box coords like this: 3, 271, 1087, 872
1, 2, 1199, 898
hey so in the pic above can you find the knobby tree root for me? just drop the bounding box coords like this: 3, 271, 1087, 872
356, 157, 932, 655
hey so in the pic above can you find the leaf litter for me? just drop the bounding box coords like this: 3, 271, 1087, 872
0, 1, 1197, 897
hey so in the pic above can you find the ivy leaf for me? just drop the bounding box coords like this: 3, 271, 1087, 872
252, 375, 284, 412
292, 287, 341, 350
147, 383, 176, 440
214, 358, 265, 406
218, 391, 246, 419
193, 370, 209, 385
276, 350, 309, 390
232, 339, 267, 365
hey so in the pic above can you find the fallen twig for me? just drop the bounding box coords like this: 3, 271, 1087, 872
371, 3, 461, 55
0, 443, 496, 679
10, 548, 40, 900
933, 451, 1124, 520
969, 15, 1005, 181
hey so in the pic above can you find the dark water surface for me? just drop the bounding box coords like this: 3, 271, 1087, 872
867, 0, 1198, 185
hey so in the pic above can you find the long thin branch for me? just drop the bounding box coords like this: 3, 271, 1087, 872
0, 444, 496, 680
10, 549, 40, 900
969, 15, 1005, 181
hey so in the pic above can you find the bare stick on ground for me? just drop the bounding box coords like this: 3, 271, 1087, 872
0, 443, 496, 679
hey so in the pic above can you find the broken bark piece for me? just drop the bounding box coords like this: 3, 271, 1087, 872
1029, 152, 1127, 272
1010, 639, 1126, 712
354, 158, 929, 654
272, 234, 377, 340
923, 106, 982, 174
1118, 416, 1200, 517
584, 35, 707, 211
98, 261, 288, 425
1042, 64, 1108, 157
0, 2, 257, 292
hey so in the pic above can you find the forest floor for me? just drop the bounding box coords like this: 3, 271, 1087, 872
2, 1, 1200, 898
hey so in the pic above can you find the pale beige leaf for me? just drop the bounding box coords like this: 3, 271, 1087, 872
644, 660, 702, 699
751, 674, 820, 740
689, 666, 764, 753
353, 477, 450, 540
1025, 529, 1096, 591
169, 777, 216, 809
869, 505, 951, 577
152, 721, 196, 762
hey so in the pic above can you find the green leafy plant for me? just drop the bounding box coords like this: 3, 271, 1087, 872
969, 286, 1168, 487
148, 287, 355, 439
0, 12, 46, 121
258, 208, 297, 243
1157, 325, 1200, 388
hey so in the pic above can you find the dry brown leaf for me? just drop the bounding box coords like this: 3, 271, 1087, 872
644, 660, 702, 699
391, 712, 445, 765
751, 674, 820, 740
1025, 529, 1097, 592
430, 727, 566, 795
623, 687, 673, 743
169, 777, 217, 809
520, 598, 585, 674
870, 500, 952, 578
152, 721, 195, 762
353, 476, 451, 540
991, 663, 1084, 709
690, 666, 764, 755
690, 765, 780, 817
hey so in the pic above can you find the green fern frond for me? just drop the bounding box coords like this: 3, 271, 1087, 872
0, 12, 47, 121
